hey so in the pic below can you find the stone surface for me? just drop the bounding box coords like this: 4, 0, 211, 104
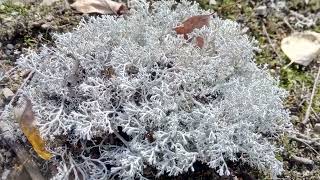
6, 44, 14, 50
2, 88, 14, 100
256, 5, 267, 17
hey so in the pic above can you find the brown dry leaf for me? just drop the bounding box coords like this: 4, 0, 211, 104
196, 36, 205, 48
14, 96, 53, 160
174, 14, 212, 48
70, 0, 128, 15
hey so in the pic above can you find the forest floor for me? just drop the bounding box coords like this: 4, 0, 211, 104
0, 0, 320, 179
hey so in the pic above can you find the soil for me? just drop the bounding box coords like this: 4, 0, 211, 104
0, 0, 320, 179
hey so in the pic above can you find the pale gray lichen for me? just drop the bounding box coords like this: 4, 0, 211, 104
15, 0, 291, 179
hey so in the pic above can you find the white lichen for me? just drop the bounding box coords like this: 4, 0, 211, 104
15, 0, 291, 179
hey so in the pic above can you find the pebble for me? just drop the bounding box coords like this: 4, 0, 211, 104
6, 44, 14, 50
46, 15, 54, 21
2, 88, 15, 100
256, 5, 267, 17
41, 23, 52, 30
314, 123, 320, 133
4, 50, 12, 56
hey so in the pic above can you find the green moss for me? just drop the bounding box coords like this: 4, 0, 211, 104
280, 67, 314, 89
23, 35, 37, 47
0, 1, 30, 16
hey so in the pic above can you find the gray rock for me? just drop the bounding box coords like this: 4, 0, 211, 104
5, 50, 12, 56
41, 23, 52, 30
6, 44, 14, 50
46, 15, 54, 21
256, 5, 267, 17
2, 88, 14, 100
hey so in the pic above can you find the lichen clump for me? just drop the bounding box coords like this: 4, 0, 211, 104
17, 0, 290, 179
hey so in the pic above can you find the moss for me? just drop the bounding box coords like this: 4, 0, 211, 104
280, 67, 314, 89
0, 1, 30, 16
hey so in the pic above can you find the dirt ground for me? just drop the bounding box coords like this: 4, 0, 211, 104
0, 0, 320, 179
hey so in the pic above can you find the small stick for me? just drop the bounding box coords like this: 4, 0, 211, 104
291, 155, 314, 165
0, 71, 35, 122
288, 135, 320, 155
9, 71, 34, 106
283, 17, 295, 32
261, 23, 284, 63
4, 140, 45, 180
302, 65, 320, 126
0, 66, 19, 82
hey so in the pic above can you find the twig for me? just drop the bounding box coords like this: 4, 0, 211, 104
4, 139, 45, 180
0, 66, 19, 82
302, 65, 320, 126
0, 71, 35, 123
0, 70, 45, 180
311, 107, 320, 121
282, 17, 295, 32
9, 71, 34, 106
288, 135, 320, 155
113, 130, 130, 148
291, 155, 314, 165
261, 23, 283, 63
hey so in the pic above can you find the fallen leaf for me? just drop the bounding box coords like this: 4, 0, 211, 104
281, 31, 320, 66
174, 14, 212, 48
174, 14, 211, 35
14, 96, 53, 160
196, 36, 205, 48
70, 0, 128, 15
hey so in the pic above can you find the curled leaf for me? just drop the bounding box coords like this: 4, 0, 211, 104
70, 0, 128, 15
174, 14, 211, 35
14, 96, 53, 160
281, 31, 320, 66
174, 14, 212, 48
196, 36, 205, 48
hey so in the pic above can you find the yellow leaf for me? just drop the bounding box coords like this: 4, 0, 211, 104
14, 96, 53, 160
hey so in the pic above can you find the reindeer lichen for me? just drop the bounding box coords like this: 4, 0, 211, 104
14, 0, 291, 179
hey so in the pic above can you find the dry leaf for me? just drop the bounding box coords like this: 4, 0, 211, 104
196, 36, 205, 48
281, 31, 320, 66
14, 96, 53, 160
70, 0, 128, 15
174, 14, 212, 48
174, 14, 211, 35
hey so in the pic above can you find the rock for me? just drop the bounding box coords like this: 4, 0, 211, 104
30, 21, 44, 28
2, 88, 15, 100
276, 1, 286, 9
41, 23, 52, 30
256, 5, 267, 17
45, 15, 54, 21
1, 169, 10, 180
41, 0, 60, 6
5, 50, 12, 56
314, 123, 320, 133
209, 0, 216, 5
10, 11, 19, 16
6, 44, 14, 50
